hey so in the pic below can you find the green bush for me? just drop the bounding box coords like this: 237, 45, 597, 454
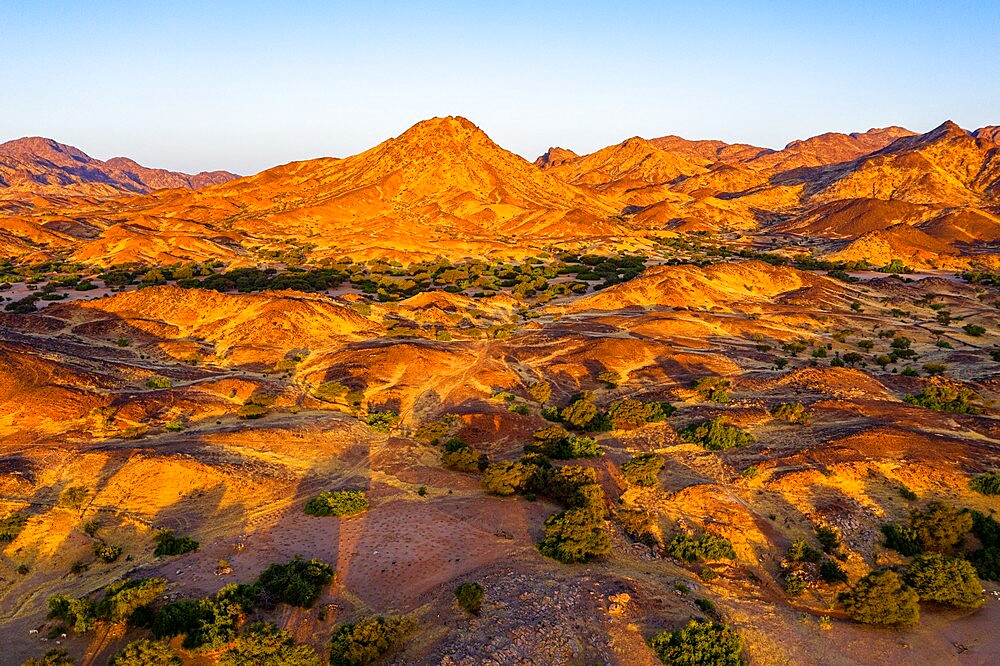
441, 441, 489, 472
785, 572, 807, 596
882, 523, 922, 556
787, 540, 821, 563
22, 648, 76, 666
481, 458, 548, 496
621, 453, 664, 487
963, 323, 986, 336
153, 530, 199, 557
911, 502, 972, 553
905, 553, 984, 608
365, 410, 399, 433
692, 376, 731, 403
819, 560, 848, 584
526, 427, 603, 459
219, 622, 321, 666
677, 418, 754, 451
968, 547, 1000, 581
528, 380, 552, 404
255, 557, 335, 608
649, 619, 742, 666
145, 376, 173, 389
237, 404, 269, 419
816, 525, 840, 553
59, 486, 89, 510
94, 543, 123, 563
970, 472, 1000, 496
454, 582, 484, 615
304, 490, 369, 517
841, 570, 919, 625
48, 578, 166, 633
615, 507, 659, 546
560, 395, 600, 430
771, 402, 812, 425
904, 384, 983, 414
537, 507, 611, 563
665, 533, 735, 562
607, 399, 674, 429
328, 615, 415, 666
0, 511, 28, 542
109, 639, 182, 666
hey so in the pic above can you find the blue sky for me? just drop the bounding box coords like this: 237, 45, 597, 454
2, 1, 997, 174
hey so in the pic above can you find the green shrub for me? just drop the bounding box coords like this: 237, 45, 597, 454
560, 395, 600, 430
441, 441, 489, 472
328, 615, 415, 666
153, 530, 199, 557
48, 578, 166, 633
615, 507, 659, 546
528, 380, 552, 404
785, 572, 807, 596
315, 381, 349, 403
968, 547, 1000, 581
904, 384, 982, 414
963, 323, 986, 336
621, 453, 664, 487
692, 376, 731, 403
699, 567, 719, 582
365, 410, 399, 433
970, 472, 1000, 496
255, 557, 335, 608
526, 427, 604, 459
237, 404, 269, 419
219, 622, 321, 666
905, 553, 984, 608
819, 560, 848, 584
94, 543, 123, 563
649, 619, 742, 666
537, 507, 612, 563
787, 540, 821, 563
771, 402, 812, 425
109, 639, 182, 666
59, 486, 89, 510
882, 523, 922, 556
454, 582, 484, 615
481, 458, 548, 496
0, 512, 28, 542
22, 648, 76, 666
665, 533, 735, 562
911, 502, 972, 553
304, 490, 369, 517
816, 525, 840, 553
607, 399, 674, 429
677, 418, 754, 451
841, 570, 919, 625
145, 376, 173, 389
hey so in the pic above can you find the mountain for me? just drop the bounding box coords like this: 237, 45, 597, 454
0, 136, 238, 199
51, 116, 625, 265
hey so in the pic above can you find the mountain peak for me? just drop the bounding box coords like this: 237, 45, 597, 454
0, 136, 92, 164
926, 120, 969, 140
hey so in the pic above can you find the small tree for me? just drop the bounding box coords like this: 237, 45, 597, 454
537, 507, 611, 563
692, 376, 731, 403
328, 615, 415, 666
841, 570, 919, 625
454, 582, 485, 615
621, 453, 664, 487
678, 418, 754, 451
304, 491, 369, 517
109, 639, 182, 666
905, 553, 984, 608
649, 619, 743, 666
527, 381, 552, 404
219, 622, 321, 666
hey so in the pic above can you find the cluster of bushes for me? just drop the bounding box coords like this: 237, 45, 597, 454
648, 618, 743, 666
217, 623, 321, 666
542, 392, 671, 433
480, 456, 610, 563
364, 410, 399, 433
663, 532, 736, 563
677, 418, 754, 450
881, 502, 972, 556
238, 393, 276, 419
48, 577, 167, 633
691, 376, 731, 403
153, 529, 199, 557
524, 426, 603, 459
441, 438, 490, 472
614, 507, 660, 547
904, 384, 983, 414
971, 472, 1000, 496
782, 530, 847, 595
621, 453, 665, 487
151, 558, 334, 649
314, 381, 364, 409
108, 639, 182, 666
328, 614, 415, 666
771, 402, 812, 425
304, 490, 369, 517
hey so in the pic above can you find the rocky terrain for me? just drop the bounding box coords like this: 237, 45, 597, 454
1, 117, 999, 665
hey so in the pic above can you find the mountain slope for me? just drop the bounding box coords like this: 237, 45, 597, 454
0, 137, 238, 199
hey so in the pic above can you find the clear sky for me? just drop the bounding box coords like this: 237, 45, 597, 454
2, 1, 997, 175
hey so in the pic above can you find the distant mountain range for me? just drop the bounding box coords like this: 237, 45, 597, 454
1, 117, 998, 269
